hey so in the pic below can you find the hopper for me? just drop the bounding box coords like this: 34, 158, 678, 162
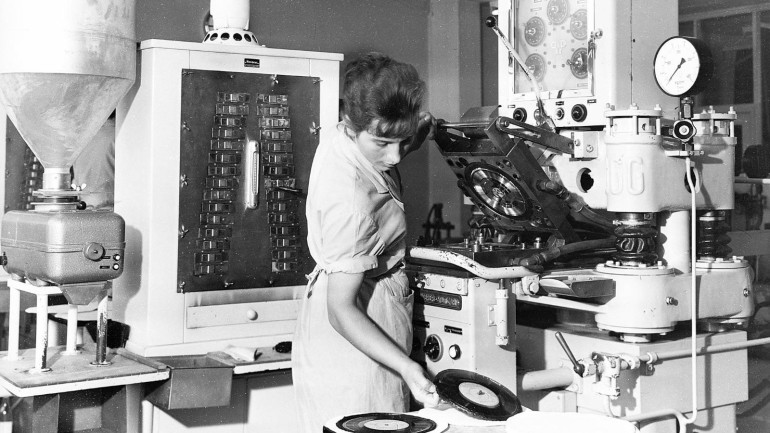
0, 0, 136, 191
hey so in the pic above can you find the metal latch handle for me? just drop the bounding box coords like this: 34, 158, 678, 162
244, 140, 259, 209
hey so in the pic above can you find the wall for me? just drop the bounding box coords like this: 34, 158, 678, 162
426, 0, 486, 242
680, 0, 769, 16
135, 0, 441, 243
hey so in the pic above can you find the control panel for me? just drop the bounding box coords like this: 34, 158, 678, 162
408, 271, 518, 393
498, 0, 678, 127
178, 70, 319, 292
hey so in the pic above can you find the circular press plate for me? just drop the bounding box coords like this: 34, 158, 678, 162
464, 164, 530, 218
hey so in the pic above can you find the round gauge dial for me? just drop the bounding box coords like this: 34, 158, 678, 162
524, 16, 546, 46
525, 53, 546, 81
569, 48, 588, 79
570, 9, 587, 40
547, 0, 570, 25
653, 36, 713, 97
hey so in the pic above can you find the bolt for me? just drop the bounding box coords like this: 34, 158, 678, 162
586, 145, 594, 153
666, 297, 676, 305
744, 288, 750, 297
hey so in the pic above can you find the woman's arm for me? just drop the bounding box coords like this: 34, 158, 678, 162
326, 271, 440, 407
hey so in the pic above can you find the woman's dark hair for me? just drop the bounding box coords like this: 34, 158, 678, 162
342, 52, 425, 138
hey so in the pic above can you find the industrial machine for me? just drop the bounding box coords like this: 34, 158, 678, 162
0, 0, 133, 372
408, 1, 752, 432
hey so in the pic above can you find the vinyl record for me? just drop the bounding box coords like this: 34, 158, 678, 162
335, 412, 437, 433
434, 369, 523, 421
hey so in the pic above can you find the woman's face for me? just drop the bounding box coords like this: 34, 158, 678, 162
354, 129, 410, 172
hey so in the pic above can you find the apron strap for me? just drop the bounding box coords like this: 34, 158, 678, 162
305, 265, 325, 297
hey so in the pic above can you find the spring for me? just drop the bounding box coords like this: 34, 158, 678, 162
613, 213, 658, 266
697, 211, 732, 259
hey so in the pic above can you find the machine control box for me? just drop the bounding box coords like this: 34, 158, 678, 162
1, 209, 125, 285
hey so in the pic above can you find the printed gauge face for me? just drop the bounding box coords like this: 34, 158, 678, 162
524, 16, 546, 46
653, 36, 713, 97
546, 0, 569, 24
525, 53, 546, 81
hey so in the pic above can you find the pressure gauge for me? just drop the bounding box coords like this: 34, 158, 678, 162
653, 36, 714, 97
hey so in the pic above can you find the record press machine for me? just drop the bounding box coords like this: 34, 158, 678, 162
408, 0, 752, 432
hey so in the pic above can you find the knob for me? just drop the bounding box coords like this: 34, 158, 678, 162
512, 108, 527, 123
485, 16, 497, 28
672, 119, 696, 141
423, 335, 442, 362
246, 309, 258, 321
571, 104, 588, 122
448, 344, 461, 360
83, 243, 105, 261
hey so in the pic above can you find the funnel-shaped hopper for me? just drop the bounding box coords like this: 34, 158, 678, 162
0, 0, 136, 190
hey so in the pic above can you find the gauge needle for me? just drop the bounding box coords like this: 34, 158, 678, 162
667, 58, 686, 84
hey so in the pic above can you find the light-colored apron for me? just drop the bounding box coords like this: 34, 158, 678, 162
292, 264, 414, 432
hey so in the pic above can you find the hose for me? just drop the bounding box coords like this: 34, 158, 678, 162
518, 238, 616, 267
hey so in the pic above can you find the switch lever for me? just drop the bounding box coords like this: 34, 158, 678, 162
555, 331, 585, 376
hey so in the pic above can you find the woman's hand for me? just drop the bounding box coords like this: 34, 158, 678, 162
328, 272, 440, 408
400, 361, 440, 408
402, 111, 437, 156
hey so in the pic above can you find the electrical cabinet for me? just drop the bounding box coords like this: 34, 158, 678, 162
114, 40, 342, 356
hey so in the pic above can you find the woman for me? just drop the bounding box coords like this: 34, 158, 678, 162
292, 52, 440, 431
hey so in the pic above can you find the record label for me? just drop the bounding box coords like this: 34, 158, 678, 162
363, 420, 409, 430
336, 413, 437, 433
458, 382, 500, 408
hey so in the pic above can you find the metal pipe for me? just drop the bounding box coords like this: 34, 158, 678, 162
33, 293, 51, 372
7, 287, 20, 361
495, 281, 509, 346
621, 408, 688, 429
517, 293, 604, 314
518, 368, 575, 391
735, 177, 770, 184
65, 304, 79, 354
439, 122, 489, 129
638, 335, 770, 363
683, 156, 700, 427
91, 294, 111, 366
141, 398, 154, 433
408, 247, 536, 280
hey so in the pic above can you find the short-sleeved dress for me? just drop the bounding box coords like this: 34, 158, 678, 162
292, 123, 414, 432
